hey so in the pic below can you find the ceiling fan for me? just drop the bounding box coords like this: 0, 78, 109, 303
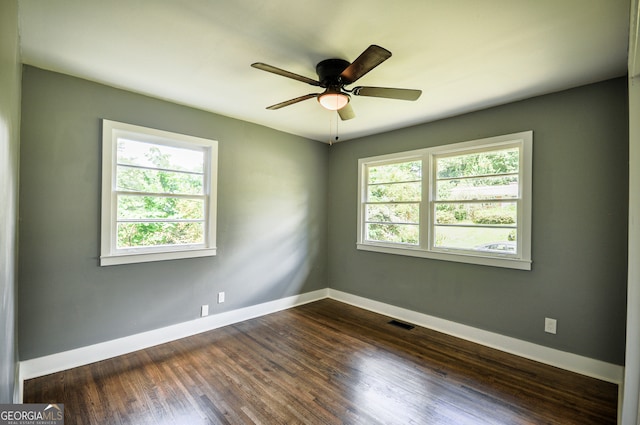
251, 45, 422, 120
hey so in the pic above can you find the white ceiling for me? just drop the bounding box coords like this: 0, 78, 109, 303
18, 0, 630, 143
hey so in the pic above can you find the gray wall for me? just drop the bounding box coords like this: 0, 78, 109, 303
0, 0, 21, 403
19, 66, 328, 360
18, 65, 628, 366
328, 78, 629, 365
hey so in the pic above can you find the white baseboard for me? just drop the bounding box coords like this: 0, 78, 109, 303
18, 288, 329, 402
328, 289, 624, 385
19, 287, 623, 404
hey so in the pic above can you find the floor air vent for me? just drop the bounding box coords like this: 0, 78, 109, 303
388, 319, 415, 330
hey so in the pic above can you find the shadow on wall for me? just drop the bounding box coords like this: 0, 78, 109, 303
215, 149, 323, 305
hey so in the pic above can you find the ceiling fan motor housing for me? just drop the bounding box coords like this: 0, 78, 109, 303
316, 59, 350, 87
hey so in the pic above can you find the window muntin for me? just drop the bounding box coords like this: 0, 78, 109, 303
357, 132, 532, 270
101, 120, 218, 266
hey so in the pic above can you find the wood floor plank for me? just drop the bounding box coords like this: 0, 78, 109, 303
23, 299, 618, 424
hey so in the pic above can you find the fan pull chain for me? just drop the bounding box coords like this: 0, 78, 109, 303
328, 111, 340, 145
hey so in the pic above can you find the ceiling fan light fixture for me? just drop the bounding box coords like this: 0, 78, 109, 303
318, 90, 350, 111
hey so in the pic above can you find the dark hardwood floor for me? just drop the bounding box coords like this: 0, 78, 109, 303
24, 299, 618, 424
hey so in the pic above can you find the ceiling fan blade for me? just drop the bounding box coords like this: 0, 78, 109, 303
266, 93, 319, 110
339, 45, 392, 84
252, 63, 320, 86
353, 86, 422, 101
338, 103, 355, 121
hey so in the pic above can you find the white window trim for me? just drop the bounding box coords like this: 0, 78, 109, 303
100, 119, 218, 266
357, 131, 532, 270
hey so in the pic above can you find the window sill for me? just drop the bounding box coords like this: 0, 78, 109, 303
356, 243, 531, 270
100, 248, 217, 266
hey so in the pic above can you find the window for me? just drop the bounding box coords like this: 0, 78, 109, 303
101, 120, 218, 266
357, 131, 532, 270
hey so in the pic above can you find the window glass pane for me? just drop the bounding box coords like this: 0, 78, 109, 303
435, 202, 517, 226
436, 147, 518, 179
117, 166, 203, 195
433, 145, 521, 257
366, 203, 419, 224
434, 225, 517, 253
437, 175, 518, 201
117, 222, 204, 248
118, 195, 204, 220
117, 138, 204, 173
368, 182, 421, 202
368, 160, 421, 184
366, 223, 419, 245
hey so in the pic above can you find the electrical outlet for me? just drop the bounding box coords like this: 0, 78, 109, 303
218, 292, 225, 304
545, 317, 557, 334
201, 304, 209, 317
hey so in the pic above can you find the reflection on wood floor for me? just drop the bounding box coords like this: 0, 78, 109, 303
24, 299, 618, 424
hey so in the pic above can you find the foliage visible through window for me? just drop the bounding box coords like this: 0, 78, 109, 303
357, 131, 532, 270
364, 160, 422, 244
434, 147, 519, 252
101, 120, 217, 266
116, 139, 206, 248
